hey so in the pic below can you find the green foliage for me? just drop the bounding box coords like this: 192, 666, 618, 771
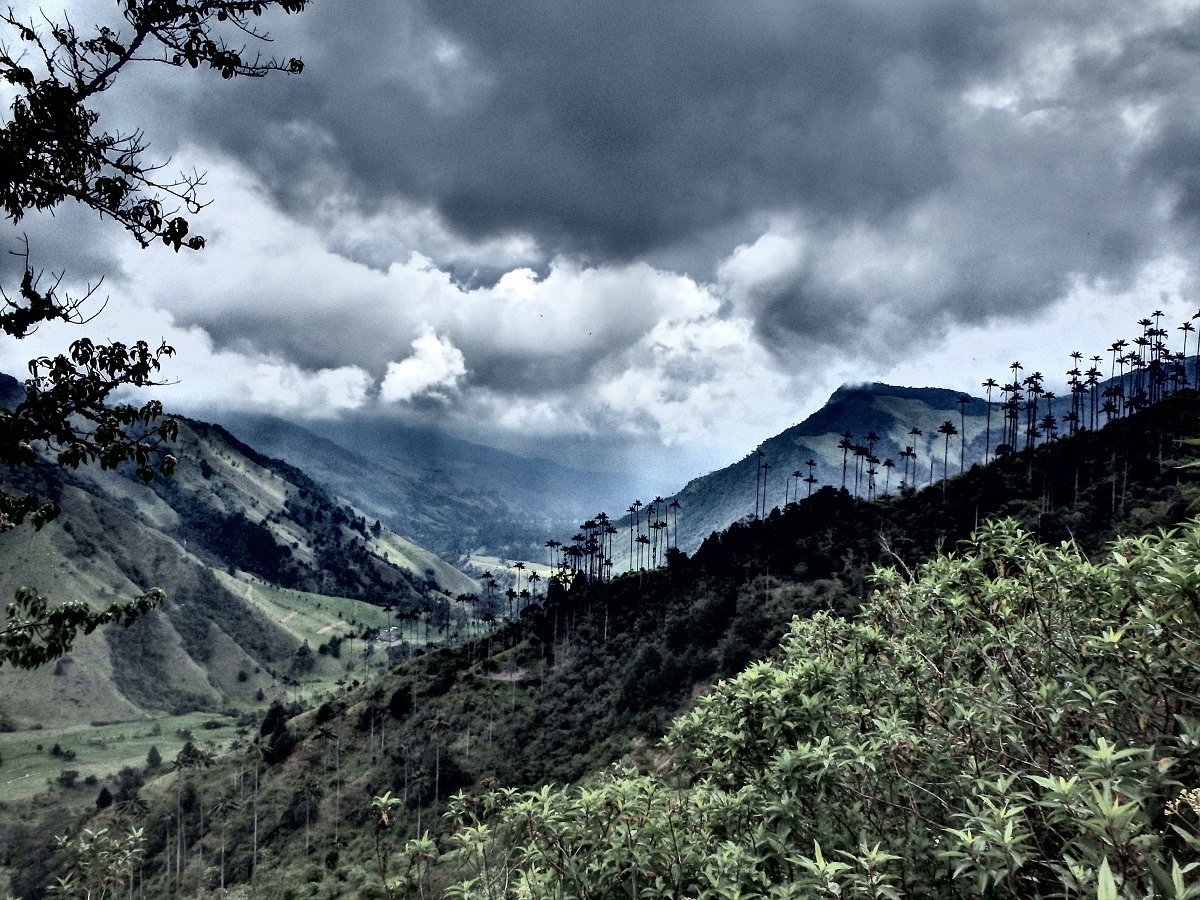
259, 700, 297, 765
46, 826, 144, 899
436, 519, 1200, 899
0, 585, 163, 669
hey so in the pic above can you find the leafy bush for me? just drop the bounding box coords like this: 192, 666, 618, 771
436, 519, 1200, 899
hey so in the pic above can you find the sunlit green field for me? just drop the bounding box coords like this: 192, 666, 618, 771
0, 711, 241, 804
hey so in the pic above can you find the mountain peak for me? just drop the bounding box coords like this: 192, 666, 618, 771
828, 382, 978, 406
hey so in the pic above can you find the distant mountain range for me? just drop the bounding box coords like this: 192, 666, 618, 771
214, 384, 1001, 571
0, 373, 1014, 583
218, 412, 636, 564
0, 371, 1134, 578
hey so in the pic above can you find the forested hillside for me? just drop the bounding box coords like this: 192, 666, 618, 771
15, 387, 1200, 899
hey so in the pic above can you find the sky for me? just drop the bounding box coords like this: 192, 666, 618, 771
4, 0, 1200, 489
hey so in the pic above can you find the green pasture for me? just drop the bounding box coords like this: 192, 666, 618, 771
213, 570, 397, 641
0, 711, 242, 804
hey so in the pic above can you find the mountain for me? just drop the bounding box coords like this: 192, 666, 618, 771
0, 416, 476, 731
604, 383, 996, 562
219, 412, 640, 563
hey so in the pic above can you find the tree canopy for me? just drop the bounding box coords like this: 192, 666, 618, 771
0, 0, 309, 666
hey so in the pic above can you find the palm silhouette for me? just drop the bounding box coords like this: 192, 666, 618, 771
754, 449, 766, 519
210, 794, 241, 892
837, 432, 852, 491
1180, 321, 1195, 388
907, 428, 922, 488
981, 378, 998, 462
937, 420, 958, 498
956, 395, 970, 473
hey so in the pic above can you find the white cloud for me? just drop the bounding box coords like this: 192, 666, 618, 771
379, 329, 467, 403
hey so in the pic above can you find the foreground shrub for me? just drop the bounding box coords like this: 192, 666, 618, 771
433, 519, 1200, 899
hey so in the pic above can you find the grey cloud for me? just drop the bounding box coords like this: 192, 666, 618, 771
177, 0, 1004, 262
163, 0, 1200, 359
738, 5, 1200, 358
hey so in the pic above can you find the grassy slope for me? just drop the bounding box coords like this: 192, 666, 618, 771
0, 712, 240, 804
0, 418, 476, 732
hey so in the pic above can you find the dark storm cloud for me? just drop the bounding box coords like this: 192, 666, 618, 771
0, 206, 126, 303
181, 0, 1005, 260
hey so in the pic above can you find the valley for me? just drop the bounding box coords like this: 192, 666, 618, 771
2, 346, 1200, 899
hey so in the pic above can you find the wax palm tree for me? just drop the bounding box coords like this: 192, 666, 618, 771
882, 457, 895, 495
170, 742, 212, 895
788, 470, 802, 506
837, 432, 853, 490
1008, 361, 1023, 445
668, 499, 681, 548
1193, 311, 1200, 389
210, 794, 240, 892
981, 377, 998, 463
652, 520, 668, 566
907, 428, 922, 487
649, 499, 665, 563
865, 431, 880, 459
115, 792, 150, 824
1108, 339, 1126, 398
956, 395, 970, 472
635, 534, 650, 573
852, 445, 867, 498
805, 459, 817, 498
625, 505, 637, 572
937, 420, 958, 498
1087, 359, 1102, 427
753, 449, 765, 519
1040, 413, 1058, 442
